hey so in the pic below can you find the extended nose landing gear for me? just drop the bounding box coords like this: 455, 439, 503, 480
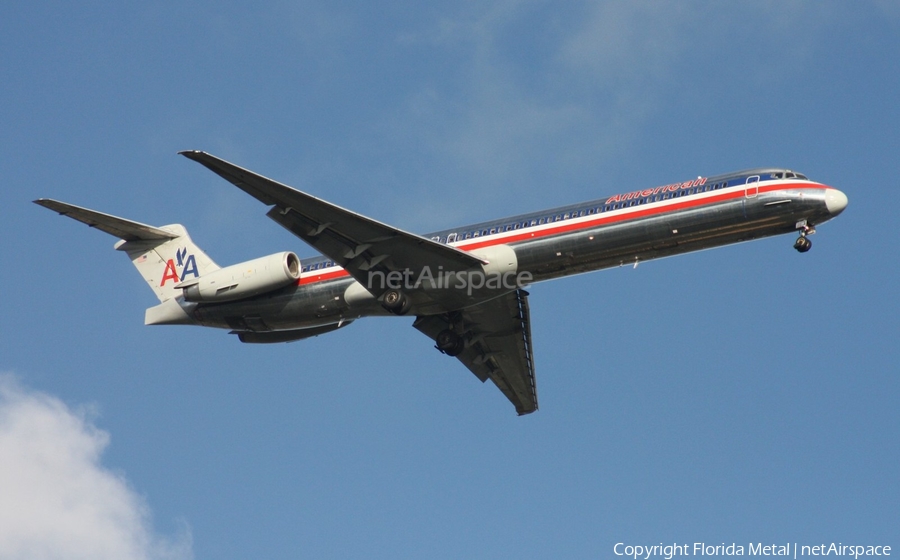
793, 221, 815, 253
794, 235, 812, 253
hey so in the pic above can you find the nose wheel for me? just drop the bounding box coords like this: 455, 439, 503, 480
793, 221, 815, 253
794, 235, 812, 253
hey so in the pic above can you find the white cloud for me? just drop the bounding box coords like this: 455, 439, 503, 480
0, 375, 192, 560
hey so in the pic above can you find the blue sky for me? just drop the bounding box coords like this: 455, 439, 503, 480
1, 2, 897, 558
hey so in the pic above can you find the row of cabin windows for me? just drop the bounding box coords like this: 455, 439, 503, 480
301, 260, 336, 272
603, 181, 730, 211
294, 177, 752, 266
434, 180, 732, 244
302, 178, 745, 257
302, 178, 747, 261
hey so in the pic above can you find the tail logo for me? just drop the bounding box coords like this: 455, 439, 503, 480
160, 248, 199, 286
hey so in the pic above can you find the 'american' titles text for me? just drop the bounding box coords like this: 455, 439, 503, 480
605, 177, 708, 205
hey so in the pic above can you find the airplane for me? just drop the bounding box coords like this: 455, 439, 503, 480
34, 151, 848, 415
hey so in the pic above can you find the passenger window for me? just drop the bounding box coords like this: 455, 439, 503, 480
447, 233, 457, 242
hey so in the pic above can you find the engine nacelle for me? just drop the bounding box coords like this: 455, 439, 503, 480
179, 252, 301, 303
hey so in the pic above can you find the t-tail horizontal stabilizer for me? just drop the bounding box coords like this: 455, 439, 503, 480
33, 199, 220, 303
34, 199, 178, 241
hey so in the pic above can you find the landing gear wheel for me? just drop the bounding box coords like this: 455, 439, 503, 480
793, 236, 812, 253
382, 290, 411, 315
436, 329, 464, 357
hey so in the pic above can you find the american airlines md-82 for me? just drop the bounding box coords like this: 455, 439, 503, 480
35, 151, 848, 415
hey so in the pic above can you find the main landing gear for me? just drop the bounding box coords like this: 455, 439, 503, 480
381, 289, 411, 315
793, 221, 815, 253
435, 329, 465, 357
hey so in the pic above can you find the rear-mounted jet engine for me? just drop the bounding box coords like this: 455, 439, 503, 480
177, 252, 300, 302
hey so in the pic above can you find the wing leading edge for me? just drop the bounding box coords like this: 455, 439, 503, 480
179, 151, 486, 302
413, 289, 538, 415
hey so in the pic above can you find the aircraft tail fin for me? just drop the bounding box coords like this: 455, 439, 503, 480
34, 199, 220, 302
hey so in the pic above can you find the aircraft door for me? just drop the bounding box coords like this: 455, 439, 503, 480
745, 175, 760, 198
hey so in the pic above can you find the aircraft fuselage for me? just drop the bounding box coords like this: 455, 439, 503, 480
186, 168, 846, 334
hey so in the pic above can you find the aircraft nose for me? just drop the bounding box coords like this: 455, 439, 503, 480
825, 188, 848, 216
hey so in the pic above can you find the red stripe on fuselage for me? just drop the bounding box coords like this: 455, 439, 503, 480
296, 182, 832, 286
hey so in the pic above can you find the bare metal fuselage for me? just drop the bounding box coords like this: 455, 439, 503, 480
186, 171, 843, 334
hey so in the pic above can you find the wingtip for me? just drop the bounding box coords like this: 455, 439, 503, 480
178, 150, 205, 160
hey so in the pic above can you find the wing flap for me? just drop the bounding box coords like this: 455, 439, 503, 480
414, 289, 538, 415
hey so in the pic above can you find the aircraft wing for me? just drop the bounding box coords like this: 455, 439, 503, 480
179, 151, 486, 299
413, 289, 538, 415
